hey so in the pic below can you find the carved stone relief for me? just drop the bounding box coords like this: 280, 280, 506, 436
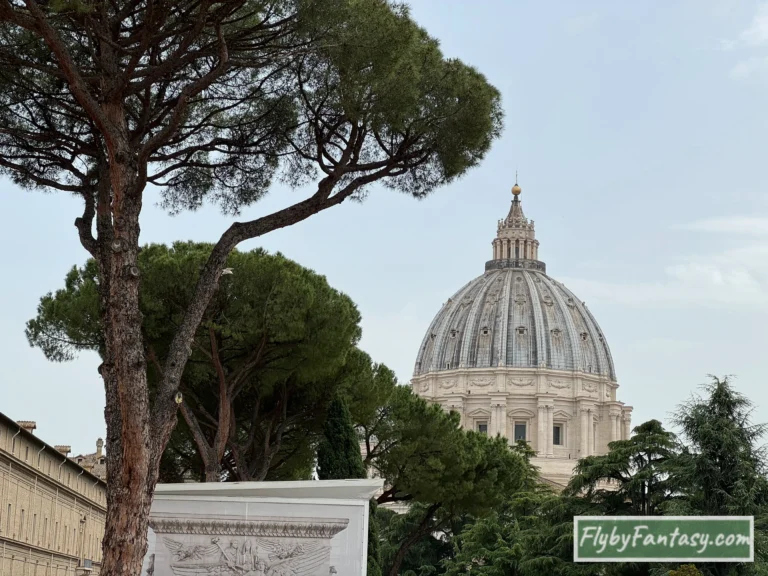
470, 377, 493, 388
418, 382, 430, 393
507, 377, 534, 387
146, 515, 349, 576
439, 379, 458, 390
548, 380, 571, 390
582, 382, 597, 394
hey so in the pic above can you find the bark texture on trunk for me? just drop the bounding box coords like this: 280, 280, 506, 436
98, 150, 157, 576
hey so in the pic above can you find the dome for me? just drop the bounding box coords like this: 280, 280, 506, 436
410, 180, 632, 486
413, 268, 616, 380
413, 180, 616, 381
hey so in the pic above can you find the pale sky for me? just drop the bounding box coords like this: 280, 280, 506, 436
2, 0, 768, 456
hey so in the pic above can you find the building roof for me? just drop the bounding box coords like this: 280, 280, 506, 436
0, 410, 107, 487
413, 184, 617, 380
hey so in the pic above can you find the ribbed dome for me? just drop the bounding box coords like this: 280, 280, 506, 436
413, 268, 616, 380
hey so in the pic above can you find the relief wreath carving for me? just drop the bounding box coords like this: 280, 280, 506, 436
548, 380, 571, 390
147, 515, 348, 576
469, 377, 493, 388
582, 382, 597, 393
507, 377, 533, 387
439, 379, 458, 390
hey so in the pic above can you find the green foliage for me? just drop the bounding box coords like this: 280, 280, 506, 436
315, 393, 383, 575
0, 0, 502, 212
352, 383, 530, 575
669, 566, 704, 576
368, 500, 384, 576
436, 378, 768, 576
565, 419, 680, 516
376, 503, 460, 576
27, 242, 363, 480
317, 394, 366, 480
671, 376, 768, 516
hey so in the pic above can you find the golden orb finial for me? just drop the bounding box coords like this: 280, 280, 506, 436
512, 171, 522, 196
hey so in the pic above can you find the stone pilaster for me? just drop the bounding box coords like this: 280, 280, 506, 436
490, 395, 507, 438
537, 405, 546, 455
609, 410, 621, 442
623, 412, 632, 440
579, 407, 589, 457
546, 405, 554, 457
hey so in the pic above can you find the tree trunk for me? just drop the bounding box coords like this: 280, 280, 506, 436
97, 149, 157, 576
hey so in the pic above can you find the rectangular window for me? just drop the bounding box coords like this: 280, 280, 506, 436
44, 518, 48, 546
32, 514, 36, 543
6, 504, 10, 534
477, 421, 488, 434
25, 446, 29, 461
553, 424, 563, 446
20, 509, 25, 538
64, 525, 68, 551
55, 522, 59, 549
11, 436, 16, 454
514, 422, 527, 441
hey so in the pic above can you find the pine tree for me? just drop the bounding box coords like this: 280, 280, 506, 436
317, 395, 381, 575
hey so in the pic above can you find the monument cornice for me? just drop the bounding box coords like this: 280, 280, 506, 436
149, 515, 349, 539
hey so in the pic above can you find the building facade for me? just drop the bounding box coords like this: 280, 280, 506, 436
0, 414, 106, 576
411, 181, 632, 486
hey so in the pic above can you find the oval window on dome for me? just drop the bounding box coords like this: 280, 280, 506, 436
580, 332, 589, 341
480, 327, 490, 336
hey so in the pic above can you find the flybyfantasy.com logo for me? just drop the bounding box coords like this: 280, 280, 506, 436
574, 516, 754, 563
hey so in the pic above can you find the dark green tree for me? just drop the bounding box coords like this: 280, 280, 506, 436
565, 419, 680, 516
667, 376, 768, 576
353, 385, 529, 576
27, 242, 363, 482
315, 393, 384, 576
317, 395, 367, 480
0, 1, 502, 571
671, 376, 768, 516
441, 437, 598, 576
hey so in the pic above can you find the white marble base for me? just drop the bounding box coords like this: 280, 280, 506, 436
141, 480, 383, 576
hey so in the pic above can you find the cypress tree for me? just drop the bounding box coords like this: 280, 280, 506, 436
317, 395, 366, 480
317, 395, 381, 576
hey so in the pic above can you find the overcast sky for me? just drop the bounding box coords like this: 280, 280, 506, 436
3, 0, 768, 456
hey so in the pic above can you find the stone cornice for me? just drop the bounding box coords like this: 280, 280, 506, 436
0, 534, 101, 564
411, 366, 617, 385
149, 515, 349, 539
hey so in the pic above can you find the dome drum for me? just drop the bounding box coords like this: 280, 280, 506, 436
485, 258, 546, 273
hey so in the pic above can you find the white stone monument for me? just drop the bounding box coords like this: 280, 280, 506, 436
141, 479, 383, 576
